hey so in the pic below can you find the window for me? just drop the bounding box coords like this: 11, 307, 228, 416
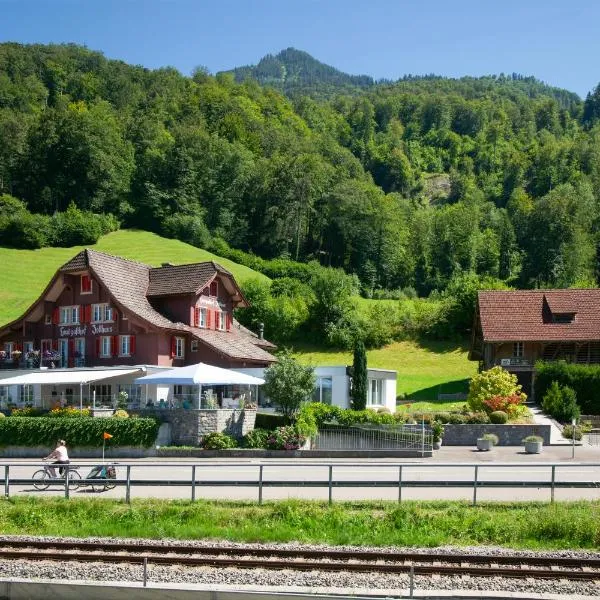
191, 340, 198, 352
3, 342, 13, 358
80, 274, 92, 294
174, 337, 185, 359
367, 379, 383, 406
216, 311, 226, 331
552, 313, 575, 324
59, 305, 79, 325
100, 336, 112, 358
199, 307, 207, 328
513, 342, 524, 358
23, 341, 33, 356
92, 303, 113, 323
120, 335, 131, 357
312, 377, 333, 404
45, 314, 52, 325
41, 339, 52, 354
74, 338, 85, 360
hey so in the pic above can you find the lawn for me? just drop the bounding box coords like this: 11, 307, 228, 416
0, 229, 268, 326
293, 339, 477, 400
0, 498, 598, 550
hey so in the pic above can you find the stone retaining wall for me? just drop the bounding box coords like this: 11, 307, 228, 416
442, 423, 551, 446
138, 408, 256, 446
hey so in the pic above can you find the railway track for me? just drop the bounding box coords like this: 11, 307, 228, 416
0, 539, 599, 581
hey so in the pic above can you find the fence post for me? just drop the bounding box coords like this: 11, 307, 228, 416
191, 465, 196, 502
398, 465, 403, 503
4, 465, 8, 498
258, 465, 263, 505
125, 465, 131, 504
64, 465, 70, 499
328, 465, 333, 505
472, 465, 478, 506
551, 465, 555, 503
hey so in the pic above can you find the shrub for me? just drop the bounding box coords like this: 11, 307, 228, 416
483, 394, 524, 417
465, 411, 491, 424
523, 435, 543, 443
0, 417, 158, 447
113, 409, 129, 419
266, 426, 306, 450
443, 413, 467, 424
562, 424, 583, 441
467, 367, 525, 412
431, 420, 444, 441
201, 432, 237, 450
10, 407, 46, 417
542, 381, 580, 422
242, 428, 270, 449
0, 412, 5, 418
255, 413, 287, 430
48, 407, 91, 418
489, 411, 509, 424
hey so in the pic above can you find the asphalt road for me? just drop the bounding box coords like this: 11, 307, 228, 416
3, 444, 600, 503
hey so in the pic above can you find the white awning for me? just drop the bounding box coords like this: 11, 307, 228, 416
135, 362, 264, 386
0, 368, 141, 386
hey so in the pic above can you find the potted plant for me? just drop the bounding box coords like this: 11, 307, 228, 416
431, 420, 444, 450
523, 435, 543, 454
476, 432, 499, 451
10, 349, 22, 363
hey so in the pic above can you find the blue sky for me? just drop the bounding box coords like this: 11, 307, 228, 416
1, 0, 597, 97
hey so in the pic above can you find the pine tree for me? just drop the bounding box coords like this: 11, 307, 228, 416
351, 340, 367, 410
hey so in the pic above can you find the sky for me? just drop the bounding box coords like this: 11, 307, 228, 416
0, 0, 597, 98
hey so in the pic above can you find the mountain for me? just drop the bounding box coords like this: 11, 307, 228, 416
221, 47, 374, 96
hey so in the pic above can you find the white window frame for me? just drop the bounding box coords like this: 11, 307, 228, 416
104, 305, 113, 322
367, 379, 383, 407
175, 337, 185, 359
513, 342, 524, 358
217, 311, 226, 331
119, 335, 131, 357
100, 336, 112, 358
199, 307, 207, 328
92, 303, 113, 323
191, 340, 198, 352
23, 341, 34, 356
59, 305, 79, 325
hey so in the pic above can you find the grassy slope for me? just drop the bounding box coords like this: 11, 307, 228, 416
293, 339, 477, 400
0, 230, 269, 325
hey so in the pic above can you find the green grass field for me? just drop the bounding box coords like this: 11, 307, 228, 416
0, 498, 598, 549
0, 230, 269, 325
293, 339, 477, 400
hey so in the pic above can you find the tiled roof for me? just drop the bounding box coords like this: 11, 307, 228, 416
478, 289, 600, 342
147, 262, 231, 297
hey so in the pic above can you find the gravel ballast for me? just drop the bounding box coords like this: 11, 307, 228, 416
0, 535, 598, 597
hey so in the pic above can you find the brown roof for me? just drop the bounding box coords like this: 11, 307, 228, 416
478, 289, 600, 342
147, 262, 231, 297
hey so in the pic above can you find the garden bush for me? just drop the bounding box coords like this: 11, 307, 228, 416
266, 426, 306, 450
535, 362, 600, 414
0, 417, 159, 447
242, 428, 270, 449
48, 407, 91, 418
561, 424, 583, 441
467, 367, 525, 412
201, 432, 237, 450
542, 381, 581, 422
112, 409, 129, 419
489, 411, 509, 424
464, 411, 491, 424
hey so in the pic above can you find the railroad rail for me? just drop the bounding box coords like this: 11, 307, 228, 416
1, 539, 599, 581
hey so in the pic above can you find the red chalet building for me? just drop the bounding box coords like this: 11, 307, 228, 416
0, 249, 276, 370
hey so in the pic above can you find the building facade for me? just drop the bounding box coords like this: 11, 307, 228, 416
470, 289, 600, 398
0, 249, 276, 372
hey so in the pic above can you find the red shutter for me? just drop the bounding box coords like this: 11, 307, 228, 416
226, 313, 232, 331
52, 308, 59, 324
84, 305, 91, 323
130, 335, 136, 355
113, 309, 118, 323
14, 343, 21, 352
207, 310, 212, 329
96, 338, 101, 357
52, 340, 58, 351
170, 336, 176, 358
111, 336, 118, 357
193, 307, 199, 327
68, 339, 74, 353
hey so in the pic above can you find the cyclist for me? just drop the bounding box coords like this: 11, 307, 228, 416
44, 439, 69, 478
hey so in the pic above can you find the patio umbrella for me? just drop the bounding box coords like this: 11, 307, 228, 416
134, 362, 265, 386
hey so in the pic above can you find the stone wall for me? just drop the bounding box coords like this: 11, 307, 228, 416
442, 424, 551, 446
138, 408, 256, 446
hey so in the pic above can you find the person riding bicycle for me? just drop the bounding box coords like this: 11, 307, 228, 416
44, 439, 69, 478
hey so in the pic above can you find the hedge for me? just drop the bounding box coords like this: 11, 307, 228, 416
0, 417, 159, 448
535, 362, 600, 414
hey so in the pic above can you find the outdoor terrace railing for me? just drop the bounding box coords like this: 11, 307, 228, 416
1, 461, 599, 505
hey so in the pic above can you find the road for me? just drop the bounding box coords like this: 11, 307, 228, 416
2, 444, 600, 502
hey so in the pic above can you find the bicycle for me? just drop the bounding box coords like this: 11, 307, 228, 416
32, 462, 81, 491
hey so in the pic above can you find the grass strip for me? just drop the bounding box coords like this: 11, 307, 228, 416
0, 498, 598, 550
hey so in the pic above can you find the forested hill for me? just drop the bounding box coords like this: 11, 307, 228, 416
222, 47, 374, 97
2, 42, 600, 304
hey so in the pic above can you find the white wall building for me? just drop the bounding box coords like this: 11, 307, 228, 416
237, 366, 397, 413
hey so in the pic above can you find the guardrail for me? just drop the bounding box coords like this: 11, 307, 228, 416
1, 462, 599, 506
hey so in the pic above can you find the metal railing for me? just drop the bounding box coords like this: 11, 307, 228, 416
313, 426, 432, 452
1, 461, 599, 505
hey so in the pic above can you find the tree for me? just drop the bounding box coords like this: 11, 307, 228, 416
262, 352, 315, 422
351, 340, 367, 410
467, 366, 526, 412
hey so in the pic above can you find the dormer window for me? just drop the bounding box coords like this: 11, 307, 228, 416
552, 313, 575, 324
81, 274, 92, 294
